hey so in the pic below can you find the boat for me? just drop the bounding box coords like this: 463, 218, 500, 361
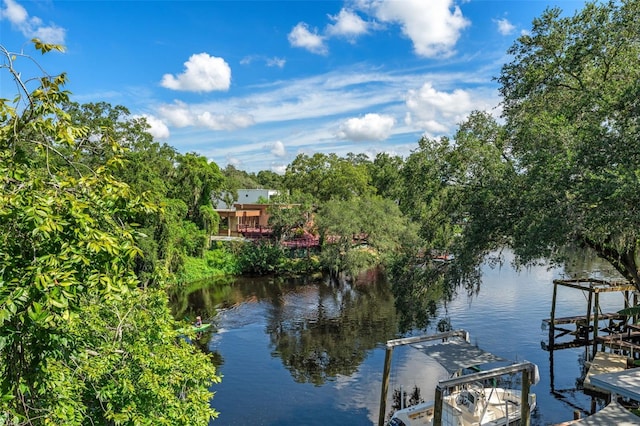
378, 330, 539, 426
177, 322, 212, 334
389, 383, 536, 426
192, 322, 212, 332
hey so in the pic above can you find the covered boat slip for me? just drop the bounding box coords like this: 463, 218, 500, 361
555, 401, 640, 425
378, 329, 539, 426
554, 366, 640, 425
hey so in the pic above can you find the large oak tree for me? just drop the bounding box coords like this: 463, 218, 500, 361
436, 1, 640, 291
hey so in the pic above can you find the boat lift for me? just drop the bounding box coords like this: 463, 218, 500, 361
378, 329, 538, 426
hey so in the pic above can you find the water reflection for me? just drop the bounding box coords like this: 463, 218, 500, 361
168, 248, 630, 425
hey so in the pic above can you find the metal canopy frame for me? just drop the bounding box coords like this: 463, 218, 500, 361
377, 329, 537, 426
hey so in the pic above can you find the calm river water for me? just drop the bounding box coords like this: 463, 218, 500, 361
174, 251, 627, 425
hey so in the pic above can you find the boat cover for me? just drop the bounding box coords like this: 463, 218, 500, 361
589, 367, 640, 401
411, 337, 506, 373
555, 400, 640, 425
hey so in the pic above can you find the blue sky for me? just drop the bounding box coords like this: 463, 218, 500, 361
1, 0, 587, 173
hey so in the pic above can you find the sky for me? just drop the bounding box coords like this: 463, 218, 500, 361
1, 0, 588, 174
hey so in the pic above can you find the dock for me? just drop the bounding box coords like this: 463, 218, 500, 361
582, 352, 628, 395
543, 278, 638, 358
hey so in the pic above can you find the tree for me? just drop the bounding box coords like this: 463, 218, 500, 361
441, 111, 516, 270
0, 41, 219, 425
399, 137, 459, 253
369, 152, 404, 201
170, 152, 223, 228
267, 193, 315, 241
221, 164, 260, 190
255, 169, 284, 189
492, 0, 640, 289
283, 153, 373, 202
315, 195, 419, 278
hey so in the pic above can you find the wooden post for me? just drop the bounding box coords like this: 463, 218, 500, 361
378, 346, 394, 426
593, 291, 600, 358
520, 367, 531, 426
550, 281, 558, 349
585, 286, 593, 346
433, 385, 444, 426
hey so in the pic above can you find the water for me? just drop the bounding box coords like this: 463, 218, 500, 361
179, 252, 629, 425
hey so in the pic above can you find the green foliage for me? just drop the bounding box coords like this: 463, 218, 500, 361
267, 192, 315, 242
255, 170, 284, 189
178, 246, 241, 283
283, 153, 374, 202
58, 288, 220, 425
315, 195, 420, 277
399, 136, 460, 252
369, 152, 404, 201
170, 152, 224, 228
237, 241, 286, 275
221, 164, 260, 191
386, 250, 452, 333
0, 42, 219, 425
493, 0, 640, 287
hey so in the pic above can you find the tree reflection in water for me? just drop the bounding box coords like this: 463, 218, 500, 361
266, 271, 399, 385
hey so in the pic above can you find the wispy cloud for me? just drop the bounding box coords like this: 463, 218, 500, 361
266, 57, 286, 68
1, 0, 65, 44
240, 55, 286, 68
157, 100, 254, 131
161, 53, 231, 92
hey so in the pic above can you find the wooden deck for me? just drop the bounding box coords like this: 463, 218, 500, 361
543, 313, 624, 327
582, 352, 628, 394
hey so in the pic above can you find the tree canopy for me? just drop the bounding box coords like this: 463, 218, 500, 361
405, 1, 640, 291
0, 41, 219, 425
497, 0, 640, 288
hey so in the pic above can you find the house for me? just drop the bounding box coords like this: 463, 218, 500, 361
213, 189, 280, 237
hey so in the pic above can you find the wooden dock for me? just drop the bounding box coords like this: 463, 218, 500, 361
543, 278, 638, 358
582, 352, 628, 394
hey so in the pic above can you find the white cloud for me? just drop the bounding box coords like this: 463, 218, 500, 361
266, 57, 286, 68
161, 53, 231, 92
288, 22, 328, 55
1, 0, 65, 44
326, 9, 369, 39
337, 113, 395, 141
405, 82, 478, 136
157, 101, 194, 127
495, 18, 515, 36
270, 141, 286, 157
271, 164, 287, 175
157, 100, 254, 131
134, 114, 170, 139
372, 0, 469, 58
196, 111, 254, 131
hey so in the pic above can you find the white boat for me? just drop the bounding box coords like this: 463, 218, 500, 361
378, 330, 539, 426
389, 384, 536, 426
